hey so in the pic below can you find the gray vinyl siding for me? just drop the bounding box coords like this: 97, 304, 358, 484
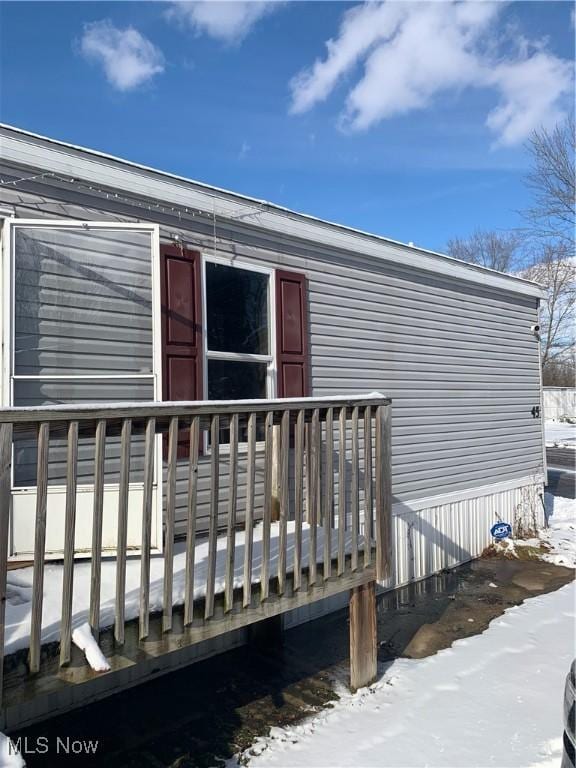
0, 181, 544, 538
306, 256, 541, 502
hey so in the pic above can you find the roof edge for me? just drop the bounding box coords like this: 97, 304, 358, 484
0, 122, 544, 298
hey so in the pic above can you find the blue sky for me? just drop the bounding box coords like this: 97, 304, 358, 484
0, 1, 574, 251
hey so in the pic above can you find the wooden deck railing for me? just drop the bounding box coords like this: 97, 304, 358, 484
0, 394, 392, 703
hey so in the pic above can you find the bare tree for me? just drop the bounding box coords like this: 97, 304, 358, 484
524, 117, 575, 244
522, 245, 575, 375
521, 118, 575, 383
446, 229, 523, 272
543, 355, 576, 387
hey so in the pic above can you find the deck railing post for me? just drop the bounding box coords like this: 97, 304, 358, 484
277, 409, 290, 594
184, 415, 200, 625
225, 413, 239, 611
260, 412, 273, 602
363, 405, 373, 568
139, 417, 156, 640
243, 412, 257, 608
375, 404, 392, 582
351, 406, 359, 571
337, 406, 347, 576
293, 408, 305, 591
163, 416, 178, 632
30, 422, 50, 673
270, 423, 281, 523
349, 580, 377, 691
323, 407, 334, 581
0, 422, 13, 703
205, 414, 220, 619
114, 418, 131, 644
60, 420, 79, 666
90, 419, 106, 635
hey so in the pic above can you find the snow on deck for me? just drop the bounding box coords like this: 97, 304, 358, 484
242, 492, 576, 768
5, 522, 363, 657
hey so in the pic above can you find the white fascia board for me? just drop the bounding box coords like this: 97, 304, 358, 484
0, 125, 544, 299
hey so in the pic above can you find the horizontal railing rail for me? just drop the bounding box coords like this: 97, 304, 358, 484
0, 393, 392, 706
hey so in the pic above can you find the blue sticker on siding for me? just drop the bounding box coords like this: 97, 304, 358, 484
491, 522, 512, 540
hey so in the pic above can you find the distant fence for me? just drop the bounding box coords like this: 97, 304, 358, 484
543, 388, 576, 421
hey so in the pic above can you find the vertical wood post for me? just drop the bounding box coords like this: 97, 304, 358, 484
139, 416, 156, 641
270, 423, 281, 523
0, 423, 13, 704
349, 580, 377, 691
293, 408, 305, 591
60, 420, 79, 666
184, 415, 200, 626
162, 416, 178, 632
89, 419, 106, 636
30, 422, 49, 674
115, 418, 131, 644
225, 413, 239, 612
260, 412, 273, 602
375, 404, 392, 582
205, 414, 220, 619
277, 409, 289, 595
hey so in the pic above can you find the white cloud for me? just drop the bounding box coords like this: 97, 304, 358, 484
486, 53, 574, 147
238, 139, 251, 159
80, 20, 165, 91
290, 1, 574, 146
166, 1, 280, 44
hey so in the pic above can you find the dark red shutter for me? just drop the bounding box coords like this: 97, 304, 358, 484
160, 243, 202, 456
275, 270, 310, 397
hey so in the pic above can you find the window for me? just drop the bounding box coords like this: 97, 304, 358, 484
204, 260, 274, 401
6, 221, 159, 486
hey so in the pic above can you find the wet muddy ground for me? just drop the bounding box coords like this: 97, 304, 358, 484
13, 555, 574, 767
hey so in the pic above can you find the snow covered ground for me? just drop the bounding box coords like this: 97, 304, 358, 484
542, 492, 576, 568
241, 491, 576, 768
546, 421, 576, 449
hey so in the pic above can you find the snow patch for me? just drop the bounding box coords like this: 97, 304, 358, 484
0, 733, 25, 767
72, 622, 110, 672
545, 421, 576, 449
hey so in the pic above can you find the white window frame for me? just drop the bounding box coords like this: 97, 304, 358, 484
201, 253, 277, 453
1, 218, 162, 491
202, 253, 277, 402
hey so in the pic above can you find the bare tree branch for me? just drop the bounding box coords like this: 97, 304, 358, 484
524, 117, 576, 245
446, 229, 523, 273
522, 247, 575, 373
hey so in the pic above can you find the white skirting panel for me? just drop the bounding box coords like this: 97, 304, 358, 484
285, 477, 545, 629
390, 479, 545, 589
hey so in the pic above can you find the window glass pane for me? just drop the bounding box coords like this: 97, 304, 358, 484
14, 227, 153, 376
13, 378, 154, 487
208, 359, 267, 400
206, 262, 269, 355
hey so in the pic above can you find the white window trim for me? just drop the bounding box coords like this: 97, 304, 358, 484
201, 252, 277, 452
202, 252, 277, 401
2, 219, 162, 492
